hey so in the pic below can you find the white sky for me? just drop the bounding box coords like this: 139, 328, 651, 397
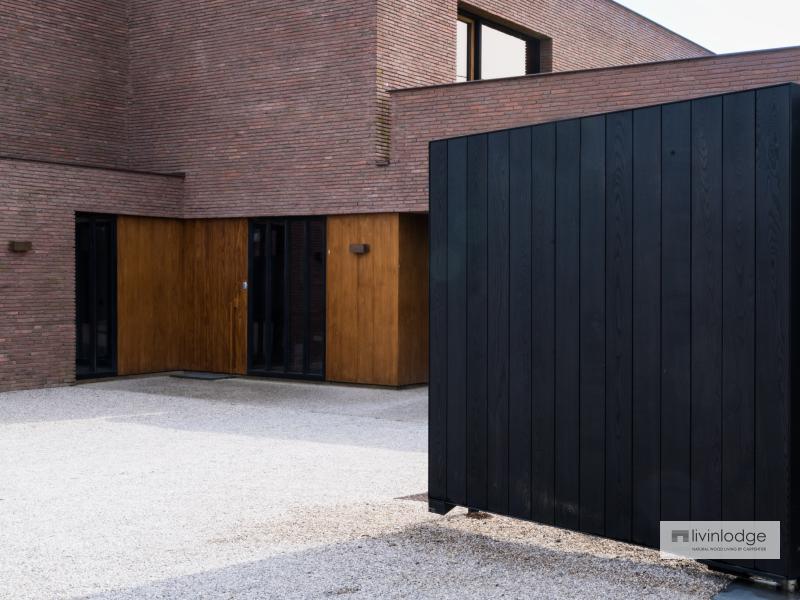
614, 0, 800, 54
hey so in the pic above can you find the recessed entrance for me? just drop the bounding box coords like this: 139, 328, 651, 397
248, 218, 326, 379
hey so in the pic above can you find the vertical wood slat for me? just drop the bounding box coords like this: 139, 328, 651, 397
660, 101, 692, 523
509, 127, 533, 520
754, 86, 792, 575
605, 110, 633, 541
691, 97, 724, 522
531, 123, 557, 525
466, 135, 488, 510
721, 90, 756, 570
446, 137, 468, 506
487, 131, 511, 514
790, 85, 800, 578
325, 216, 360, 383
554, 119, 581, 530
579, 115, 606, 536
428, 140, 448, 503
632, 106, 662, 547
361, 215, 400, 383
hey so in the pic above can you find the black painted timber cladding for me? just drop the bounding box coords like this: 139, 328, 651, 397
428, 84, 800, 580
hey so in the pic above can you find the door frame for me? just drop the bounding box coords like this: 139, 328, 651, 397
75, 212, 118, 379
247, 217, 326, 380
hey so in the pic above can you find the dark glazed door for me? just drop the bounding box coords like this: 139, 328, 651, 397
248, 218, 325, 379
75, 214, 117, 378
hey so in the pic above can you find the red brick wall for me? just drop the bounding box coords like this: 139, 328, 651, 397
384, 46, 800, 212
0, 0, 713, 220
0, 1, 129, 167
0, 159, 183, 391
126, 0, 378, 218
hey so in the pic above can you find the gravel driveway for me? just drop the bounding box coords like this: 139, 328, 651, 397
0, 376, 728, 599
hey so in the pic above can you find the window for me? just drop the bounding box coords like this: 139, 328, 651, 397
456, 11, 540, 82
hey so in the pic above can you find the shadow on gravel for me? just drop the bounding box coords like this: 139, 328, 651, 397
0, 376, 426, 424
0, 377, 427, 453
74, 518, 728, 600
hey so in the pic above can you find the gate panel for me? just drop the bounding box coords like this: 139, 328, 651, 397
429, 84, 800, 581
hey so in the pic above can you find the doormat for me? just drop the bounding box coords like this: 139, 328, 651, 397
170, 372, 234, 381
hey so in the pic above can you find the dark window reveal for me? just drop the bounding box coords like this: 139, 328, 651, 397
75, 213, 117, 379
457, 11, 540, 82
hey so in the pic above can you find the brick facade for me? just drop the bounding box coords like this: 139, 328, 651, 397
0, 1, 129, 167
0, 159, 183, 390
123, 0, 710, 217
0, 0, 710, 218
125, 0, 378, 218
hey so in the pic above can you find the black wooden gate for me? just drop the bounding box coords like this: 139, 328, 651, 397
429, 84, 800, 581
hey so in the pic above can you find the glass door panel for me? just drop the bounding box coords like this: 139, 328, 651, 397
75, 214, 116, 378
248, 218, 325, 379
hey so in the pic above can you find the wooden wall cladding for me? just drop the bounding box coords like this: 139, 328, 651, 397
398, 214, 429, 385
327, 214, 398, 385
326, 213, 428, 386
429, 84, 800, 581
117, 216, 185, 375
183, 219, 248, 375
116, 216, 248, 376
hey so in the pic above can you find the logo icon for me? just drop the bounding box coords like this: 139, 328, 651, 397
671, 530, 690, 543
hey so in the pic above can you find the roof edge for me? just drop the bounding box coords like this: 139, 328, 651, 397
427, 82, 798, 145
390, 44, 800, 95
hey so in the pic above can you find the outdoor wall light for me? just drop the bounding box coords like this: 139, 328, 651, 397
9, 241, 33, 253
349, 243, 370, 255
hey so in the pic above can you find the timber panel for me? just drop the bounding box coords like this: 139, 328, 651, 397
117, 216, 185, 375
398, 213, 429, 385
327, 212, 428, 386
117, 216, 247, 376
326, 214, 400, 386
429, 84, 800, 581
183, 219, 248, 375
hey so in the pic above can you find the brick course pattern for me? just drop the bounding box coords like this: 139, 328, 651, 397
0, 1, 129, 167
0, 159, 183, 391
1, 0, 711, 219
384, 46, 800, 212
126, 0, 378, 218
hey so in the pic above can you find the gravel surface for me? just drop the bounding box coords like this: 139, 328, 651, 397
0, 376, 729, 599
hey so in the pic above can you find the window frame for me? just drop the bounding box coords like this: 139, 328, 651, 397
457, 10, 541, 81
457, 14, 476, 82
